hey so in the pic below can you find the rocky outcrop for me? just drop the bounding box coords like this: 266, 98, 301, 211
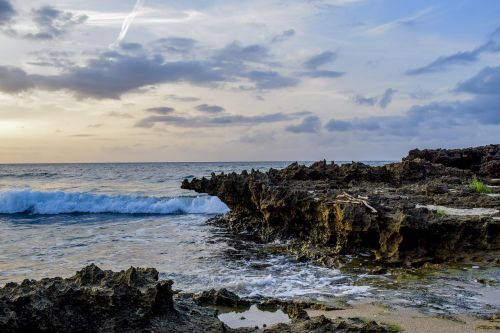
406, 144, 500, 177
0, 264, 235, 333
262, 316, 397, 333
182, 146, 500, 266
194, 288, 251, 307
0, 266, 399, 333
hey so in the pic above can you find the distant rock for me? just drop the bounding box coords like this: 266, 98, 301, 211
406, 144, 500, 177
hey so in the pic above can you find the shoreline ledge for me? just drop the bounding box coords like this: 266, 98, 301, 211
182, 144, 500, 267
0, 264, 401, 333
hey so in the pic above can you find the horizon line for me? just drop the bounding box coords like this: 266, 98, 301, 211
0, 159, 400, 165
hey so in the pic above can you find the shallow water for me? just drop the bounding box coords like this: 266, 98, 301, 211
0, 162, 498, 317
218, 305, 290, 329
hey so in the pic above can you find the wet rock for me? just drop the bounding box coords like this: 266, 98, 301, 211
182, 145, 500, 266
0, 265, 406, 333
262, 315, 399, 333
258, 299, 341, 320
194, 288, 251, 307
0, 265, 245, 333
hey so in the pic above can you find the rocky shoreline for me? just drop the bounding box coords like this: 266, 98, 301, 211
0, 264, 400, 333
182, 145, 500, 267
1, 145, 499, 332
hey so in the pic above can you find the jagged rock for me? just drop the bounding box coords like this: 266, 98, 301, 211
194, 288, 251, 307
406, 144, 500, 177
262, 315, 399, 333
182, 146, 500, 266
0, 265, 241, 333
0, 265, 403, 333
257, 299, 341, 320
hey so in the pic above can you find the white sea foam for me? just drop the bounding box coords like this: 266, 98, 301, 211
0, 188, 229, 215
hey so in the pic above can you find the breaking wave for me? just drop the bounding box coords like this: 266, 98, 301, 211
0, 189, 229, 215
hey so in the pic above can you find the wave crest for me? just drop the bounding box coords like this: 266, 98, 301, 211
0, 189, 229, 215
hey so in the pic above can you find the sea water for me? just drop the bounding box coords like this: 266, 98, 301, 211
0, 162, 498, 316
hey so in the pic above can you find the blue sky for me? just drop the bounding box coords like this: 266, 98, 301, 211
0, 0, 498, 162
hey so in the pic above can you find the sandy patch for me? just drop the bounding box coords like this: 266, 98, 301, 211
307, 303, 499, 333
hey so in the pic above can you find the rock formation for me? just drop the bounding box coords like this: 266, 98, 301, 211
182, 145, 500, 266
405, 144, 500, 177
0, 264, 230, 333
0, 265, 399, 333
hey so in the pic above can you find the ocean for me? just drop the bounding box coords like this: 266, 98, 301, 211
0, 162, 498, 316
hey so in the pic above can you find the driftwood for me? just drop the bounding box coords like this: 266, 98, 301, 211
334, 192, 378, 213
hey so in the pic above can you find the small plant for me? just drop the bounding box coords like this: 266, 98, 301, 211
383, 323, 404, 332
436, 208, 447, 216
470, 179, 492, 194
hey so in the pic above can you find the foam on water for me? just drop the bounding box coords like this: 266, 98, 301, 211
0, 188, 229, 215
0, 162, 497, 317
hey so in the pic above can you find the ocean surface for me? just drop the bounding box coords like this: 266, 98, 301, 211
0, 162, 498, 316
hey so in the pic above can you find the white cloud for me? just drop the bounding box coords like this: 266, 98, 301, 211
364, 6, 434, 36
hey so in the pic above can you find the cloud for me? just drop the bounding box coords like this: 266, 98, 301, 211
455, 66, 500, 95
69, 134, 95, 137
365, 6, 434, 36
38, 53, 225, 99
135, 111, 308, 128
325, 118, 380, 131
87, 124, 102, 128
27, 50, 75, 68
213, 41, 270, 66
353, 95, 377, 106
409, 86, 433, 100
238, 131, 276, 144
285, 115, 321, 133
0, 0, 15, 26
315, 0, 364, 5
246, 70, 299, 90
24, 6, 88, 40
301, 51, 343, 79
195, 104, 225, 113
166, 94, 200, 102
108, 111, 133, 119
0, 66, 34, 93
150, 37, 198, 54
119, 42, 142, 51
146, 107, 175, 114
326, 67, 500, 136
379, 88, 395, 108
406, 51, 480, 76
111, 0, 144, 48
303, 70, 344, 78
352, 88, 395, 108
303, 51, 337, 69
406, 27, 500, 75
271, 29, 296, 43
0, 38, 299, 98
0, 52, 226, 99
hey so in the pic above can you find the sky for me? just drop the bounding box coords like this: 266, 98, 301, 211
0, 0, 499, 163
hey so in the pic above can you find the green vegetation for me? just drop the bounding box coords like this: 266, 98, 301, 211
477, 325, 500, 330
470, 179, 492, 193
383, 322, 404, 332
436, 208, 447, 217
